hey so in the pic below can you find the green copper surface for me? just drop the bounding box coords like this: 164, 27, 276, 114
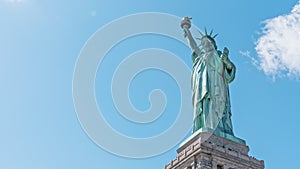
181, 18, 237, 138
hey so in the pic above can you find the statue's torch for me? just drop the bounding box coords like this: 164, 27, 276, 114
181, 17, 192, 30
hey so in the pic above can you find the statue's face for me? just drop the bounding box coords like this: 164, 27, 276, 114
201, 37, 214, 51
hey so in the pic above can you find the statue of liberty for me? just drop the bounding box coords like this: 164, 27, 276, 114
181, 17, 236, 136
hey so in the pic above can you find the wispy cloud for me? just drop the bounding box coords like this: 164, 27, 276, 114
255, 1, 300, 78
240, 50, 259, 68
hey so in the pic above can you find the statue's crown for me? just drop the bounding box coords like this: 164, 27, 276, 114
197, 28, 218, 49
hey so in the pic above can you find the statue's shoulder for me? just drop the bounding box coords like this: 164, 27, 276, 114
192, 51, 205, 63
198, 51, 205, 57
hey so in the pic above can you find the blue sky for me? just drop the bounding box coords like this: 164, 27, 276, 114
1, 0, 300, 169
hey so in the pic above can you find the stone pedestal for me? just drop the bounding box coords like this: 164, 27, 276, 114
165, 132, 264, 169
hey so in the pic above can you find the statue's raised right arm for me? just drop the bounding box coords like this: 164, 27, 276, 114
181, 17, 201, 56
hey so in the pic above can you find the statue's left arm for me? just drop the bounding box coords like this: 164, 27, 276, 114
221, 47, 236, 83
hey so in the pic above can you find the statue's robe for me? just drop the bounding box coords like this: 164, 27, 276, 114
191, 49, 236, 135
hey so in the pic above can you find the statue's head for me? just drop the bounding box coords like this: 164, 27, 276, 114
201, 36, 217, 50
197, 28, 218, 51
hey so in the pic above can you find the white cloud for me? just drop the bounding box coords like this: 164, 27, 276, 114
255, 1, 300, 78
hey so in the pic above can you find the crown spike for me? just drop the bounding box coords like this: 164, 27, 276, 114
204, 27, 207, 35
212, 33, 218, 38
210, 29, 213, 36
197, 29, 204, 37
